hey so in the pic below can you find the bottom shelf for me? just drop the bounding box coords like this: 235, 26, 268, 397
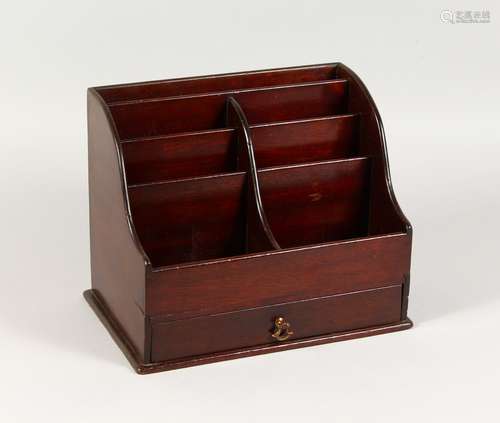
128, 157, 373, 267
84, 289, 412, 374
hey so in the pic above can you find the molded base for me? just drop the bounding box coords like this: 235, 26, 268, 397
84, 289, 413, 374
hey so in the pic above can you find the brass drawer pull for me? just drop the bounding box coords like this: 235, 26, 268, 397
271, 316, 294, 341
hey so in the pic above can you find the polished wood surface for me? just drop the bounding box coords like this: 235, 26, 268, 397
109, 80, 348, 139
251, 114, 359, 167
84, 289, 412, 374
259, 157, 370, 248
86, 63, 413, 373
122, 129, 236, 184
129, 173, 248, 266
150, 285, 402, 362
87, 89, 148, 358
147, 233, 410, 318
98, 64, 338, 102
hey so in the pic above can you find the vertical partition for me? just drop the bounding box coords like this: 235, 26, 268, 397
225, 96, 280, 251
106, 64, 408, 268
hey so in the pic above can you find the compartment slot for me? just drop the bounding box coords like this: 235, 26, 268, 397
128, 173, 248, 266
126, 97, 369, 266
234, 80, 348, 124
122, 129, 236, 185
110, 95, 227, 140
98, 64, 338, 103
251, 114, 359, 168
258, 158, 371, 248
109, 80, 348, 140
121, 113, 359, 186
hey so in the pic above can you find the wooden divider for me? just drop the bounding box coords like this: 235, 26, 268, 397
122, 114, 359, 185
109, 80, 348, 140
121, 76, 374, 267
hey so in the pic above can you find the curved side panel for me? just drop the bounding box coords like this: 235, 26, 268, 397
336, 64, 412, 236
87, 89, 150, 360
226, 97, 281, 251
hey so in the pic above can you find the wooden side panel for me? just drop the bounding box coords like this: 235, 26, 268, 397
336, 64, 411, 236
147, 233, 411, 318
88, 89, 148, 360
150, 285, 402, 361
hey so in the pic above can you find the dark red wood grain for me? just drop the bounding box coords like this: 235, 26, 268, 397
150, 285, 402, 361
234, 80, 348, 124
337, 64, 411, 236
259, 157, 370, 248
87, 63, 413, 372
127, 156, 372, 266
87, 89, 148, 358
109, 80, 348, 139
146, 233, 410, 317
85, 288, 412, 374
98, 64, 338, 103
226, 96, 280, 251
122, 129, 236, 185
252, 114, 359, 167
128, 173, 248, 266
121, 113, 359, 185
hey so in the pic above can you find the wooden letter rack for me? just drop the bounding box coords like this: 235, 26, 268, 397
85, 63, 413, 374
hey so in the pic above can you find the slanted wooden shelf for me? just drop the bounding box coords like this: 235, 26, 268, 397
85, 63, 413, 374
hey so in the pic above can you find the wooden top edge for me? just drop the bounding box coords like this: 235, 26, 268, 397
258, 156, 370, 173
121, 127, 235, 144
250, 113, 358, 129
127, 170, 247, 190
105, 78, 348, 108
150, 232, 409, 273
92, 62, 340, 92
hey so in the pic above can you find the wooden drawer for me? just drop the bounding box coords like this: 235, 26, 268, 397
150, 285, 402, 362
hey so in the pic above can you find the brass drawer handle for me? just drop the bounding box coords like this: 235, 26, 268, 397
271, 316, 294, 341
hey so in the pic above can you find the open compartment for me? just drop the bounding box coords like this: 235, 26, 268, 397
108, 80, 348, 140
258, 158, 371, 248
234, 80, 347, 124
128, 173, 249, 266
122, 112, 360, 185
251, 114, 359, 168
122, 129, 237, 185
98, 63, 338, 102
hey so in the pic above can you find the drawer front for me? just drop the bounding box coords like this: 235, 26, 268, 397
150, 285, 402, 362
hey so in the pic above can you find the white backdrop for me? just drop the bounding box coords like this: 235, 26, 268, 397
1, 1, 499, 422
